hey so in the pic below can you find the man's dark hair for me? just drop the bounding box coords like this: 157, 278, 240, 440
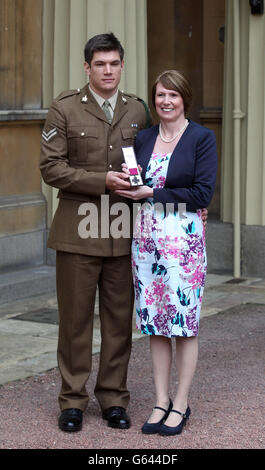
84, 32, 124, 64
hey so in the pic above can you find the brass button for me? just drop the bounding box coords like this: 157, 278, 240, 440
109, 145, 113, 150
81, 132, 85, 137
109, 164, 113, 169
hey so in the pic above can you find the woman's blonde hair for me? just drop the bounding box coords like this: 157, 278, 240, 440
152, 70, 192, 114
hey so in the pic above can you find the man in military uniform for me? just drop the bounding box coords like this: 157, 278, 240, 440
40, 33, 149, 432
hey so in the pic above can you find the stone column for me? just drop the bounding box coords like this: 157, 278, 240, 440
222, 0, 265, 276
0, 0, 46, 271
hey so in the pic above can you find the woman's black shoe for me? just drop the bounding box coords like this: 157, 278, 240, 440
159, 406, 191, 436
141, 399, 173, 434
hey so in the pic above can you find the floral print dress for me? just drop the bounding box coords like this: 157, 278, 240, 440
131, 152, 207, 338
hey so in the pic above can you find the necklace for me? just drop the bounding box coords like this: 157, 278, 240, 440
159, 119, 189, 143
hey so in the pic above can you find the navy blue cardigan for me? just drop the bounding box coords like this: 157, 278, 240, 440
134, 120, 218, 211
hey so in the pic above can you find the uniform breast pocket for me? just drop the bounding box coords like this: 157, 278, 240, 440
121, 128, 138, 147
67, 126, 98, 162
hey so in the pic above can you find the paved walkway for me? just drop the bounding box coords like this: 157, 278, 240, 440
0, 274, 264, 450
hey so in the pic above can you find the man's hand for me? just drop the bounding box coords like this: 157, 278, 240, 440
201, 208, 208, 227
106, 171, 131, 191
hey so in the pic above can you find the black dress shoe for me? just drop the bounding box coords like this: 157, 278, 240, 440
102, 406, 130, 429
58, 408, 83, 432
159, 406, 191, 436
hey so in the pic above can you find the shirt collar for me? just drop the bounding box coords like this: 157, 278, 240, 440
89, 85, 118, 111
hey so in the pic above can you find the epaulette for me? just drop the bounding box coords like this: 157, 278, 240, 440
56, 88, 81, 101
121, 92, 152, 129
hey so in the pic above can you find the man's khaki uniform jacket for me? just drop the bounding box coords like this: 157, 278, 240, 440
40, 84, 148, 257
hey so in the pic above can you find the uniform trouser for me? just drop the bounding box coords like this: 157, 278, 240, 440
56, 251, 134, 412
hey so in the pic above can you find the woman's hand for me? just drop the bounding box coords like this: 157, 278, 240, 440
115, 185, 153, 200
201, 208, 208, 227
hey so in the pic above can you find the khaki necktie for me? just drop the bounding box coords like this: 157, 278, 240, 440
102, 100, 112, 123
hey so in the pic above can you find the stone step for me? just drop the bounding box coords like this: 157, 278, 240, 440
0, 265, 56, 304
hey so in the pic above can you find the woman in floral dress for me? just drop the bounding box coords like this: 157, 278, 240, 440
116, 70, 217, 436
